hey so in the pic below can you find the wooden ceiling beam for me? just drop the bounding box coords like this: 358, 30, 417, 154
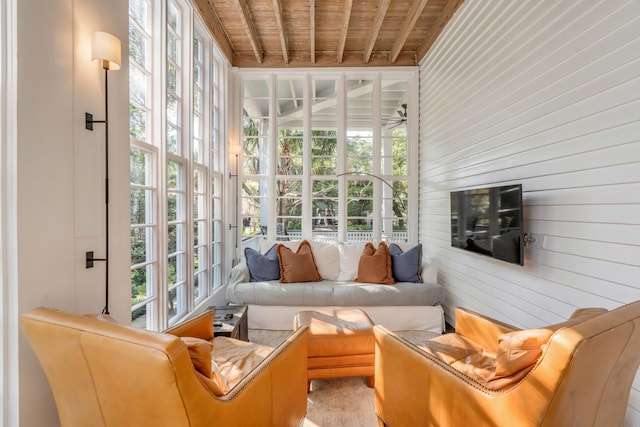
310, 0, 316, 64
336, 0, 353, 64
416, 0, 465, 61
272, 0, 289, 64
192, 0, 235, 64
390, 0, 430, 64
363, 0, 391, 64
236, 0, 264, 64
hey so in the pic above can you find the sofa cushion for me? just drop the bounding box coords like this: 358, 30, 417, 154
336, 242, 365, 281
310, 240, 340, 281
277, 240, 322, 283
245, 245, 280, 282
356, 242, 394, 285
389, 243, 422, 283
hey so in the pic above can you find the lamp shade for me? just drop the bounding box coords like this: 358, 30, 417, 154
229, 143, 242, 156
92, 31, 121, 70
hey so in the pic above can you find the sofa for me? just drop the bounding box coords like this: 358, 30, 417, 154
21, 307, 309, 427
226, 239, 445, 332
374, 301, 640, 426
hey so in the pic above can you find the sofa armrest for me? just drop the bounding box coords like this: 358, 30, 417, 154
453, 307, 519, 353
226, 261, 251, 304
229, 260, 250, 284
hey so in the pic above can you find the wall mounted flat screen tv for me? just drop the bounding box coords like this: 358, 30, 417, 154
450, 184, 524, 266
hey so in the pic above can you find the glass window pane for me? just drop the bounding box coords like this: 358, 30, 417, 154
167, 63, 177, 92
129, 0, 148, 28
130, 149, 149, 186
129, 25, 147, 68
129, 104, 147, 141
130, 188, 151, 224
129, 65, 147, 106
167, 94, 178, 125
131, 227, 151, 265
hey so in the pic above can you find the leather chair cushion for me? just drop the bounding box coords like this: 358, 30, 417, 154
277, 240, 322, 283
493, 328, 553, 378
421, 333, 488, 364
213, 336, 274, 389
355, 242, 394, 285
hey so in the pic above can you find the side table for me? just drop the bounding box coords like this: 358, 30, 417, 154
209, 305, 248, 341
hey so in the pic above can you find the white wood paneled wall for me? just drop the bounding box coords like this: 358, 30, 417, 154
418, 0, 640, 424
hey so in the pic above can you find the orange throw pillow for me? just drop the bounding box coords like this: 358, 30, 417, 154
277, 240, 322, 283
355, 242, 395, 284
180, 337, 214, 377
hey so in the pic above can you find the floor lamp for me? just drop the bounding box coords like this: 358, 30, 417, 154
336, 171, 408, 241
84, 31, 121, 316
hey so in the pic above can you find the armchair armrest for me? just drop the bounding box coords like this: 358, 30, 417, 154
164, 309, 214, 340
453, 307, 519, 353
214, 326, 309, 426
374, 325, 494, 426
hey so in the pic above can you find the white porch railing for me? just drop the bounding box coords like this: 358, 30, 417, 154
244, 230, 408, 243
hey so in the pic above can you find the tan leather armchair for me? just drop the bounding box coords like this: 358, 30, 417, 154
21, 307, 309, 427
374, 300, 640, 427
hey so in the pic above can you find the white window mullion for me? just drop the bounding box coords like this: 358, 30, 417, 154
337, 74, 347, 242
302, 73, 312, 239
408, 72, 419, 243
372, 75, 382, 242
153, 0, 167, 331
181, 2, 194, 316
267, 74, 277, 242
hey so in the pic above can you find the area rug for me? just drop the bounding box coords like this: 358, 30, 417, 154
248, 329, 438, 427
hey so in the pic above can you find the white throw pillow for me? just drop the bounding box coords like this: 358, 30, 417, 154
336, 242, 366, 281
310, 241, 340, 281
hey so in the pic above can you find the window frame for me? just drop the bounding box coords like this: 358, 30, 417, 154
128, 0, 226, 331
239, 70, 419, 244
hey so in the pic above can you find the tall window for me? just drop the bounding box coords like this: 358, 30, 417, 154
129, 0, 225, 330
240, 72, 416, 244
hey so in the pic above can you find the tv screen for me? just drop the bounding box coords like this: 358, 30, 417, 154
450, 184, 523, 266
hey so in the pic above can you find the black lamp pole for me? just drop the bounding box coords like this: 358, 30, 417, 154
85, 64, 111, 315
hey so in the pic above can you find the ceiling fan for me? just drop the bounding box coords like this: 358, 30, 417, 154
386, 103, 407, 129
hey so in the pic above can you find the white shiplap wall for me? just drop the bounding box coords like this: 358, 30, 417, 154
419, 0, 640, 424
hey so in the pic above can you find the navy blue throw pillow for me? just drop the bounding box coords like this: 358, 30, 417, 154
388, 243, 422, 283
245, 245, 280, 282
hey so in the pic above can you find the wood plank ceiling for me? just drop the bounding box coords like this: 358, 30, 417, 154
193, 0, 464, 68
